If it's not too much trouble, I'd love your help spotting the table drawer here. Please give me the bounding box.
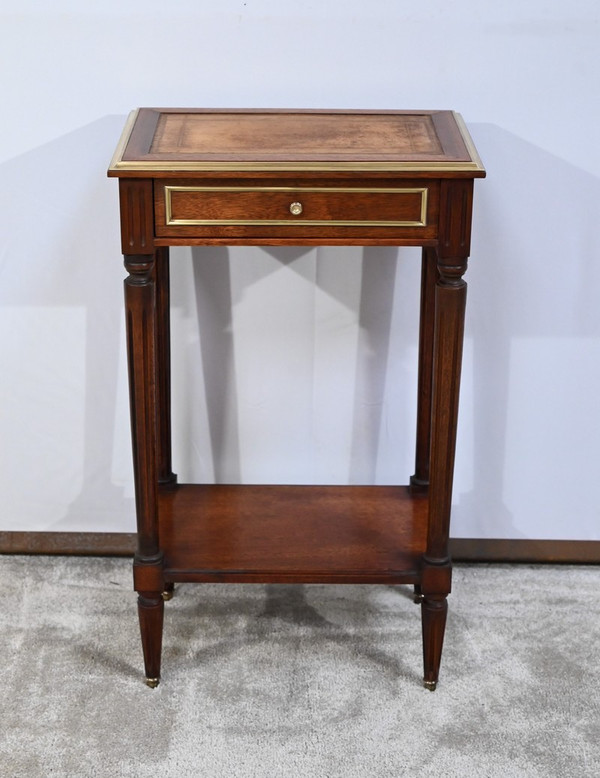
[154,180,439,241]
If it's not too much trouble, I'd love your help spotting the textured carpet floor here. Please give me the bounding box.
[1,556,599,777]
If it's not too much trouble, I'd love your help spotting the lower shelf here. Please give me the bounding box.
[159,484,428,584]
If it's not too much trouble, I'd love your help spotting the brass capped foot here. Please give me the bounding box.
[162,589,174,601]
[423,680,437,691]
[145,677,160,689]
[413,584,424,604]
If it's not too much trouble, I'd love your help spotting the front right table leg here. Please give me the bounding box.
[421,179,473,690]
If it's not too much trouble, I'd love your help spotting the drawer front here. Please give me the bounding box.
[155,180,439,241]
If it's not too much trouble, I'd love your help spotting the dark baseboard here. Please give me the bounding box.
[0,532,136,556]
[450,538,600,564]
[0,532,599,564]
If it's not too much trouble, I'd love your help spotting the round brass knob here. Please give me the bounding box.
[289,201,303,216]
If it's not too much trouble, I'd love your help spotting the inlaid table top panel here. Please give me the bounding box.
[108,109,485,175]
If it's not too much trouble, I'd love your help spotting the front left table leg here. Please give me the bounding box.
[124,250,164,686]
[138,591,165,687]
[421,594,448,691]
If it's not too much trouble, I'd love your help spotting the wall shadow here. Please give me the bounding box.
[348,247,400,484]
[184,242,420,486]
[190,246,242,483]
[453,122,600,538]
[0,115,134,531]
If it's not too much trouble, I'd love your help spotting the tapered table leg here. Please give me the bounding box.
[420,178,474,690]
[419,259,466,689]
[138,592,164,687]
[124,250,164,686]
[421,595,448,691]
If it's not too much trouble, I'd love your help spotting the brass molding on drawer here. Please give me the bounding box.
[163,185,430,228]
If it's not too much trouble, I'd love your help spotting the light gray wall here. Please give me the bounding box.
[1,1,598,539]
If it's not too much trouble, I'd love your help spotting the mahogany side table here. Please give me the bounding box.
[108,109,485,690]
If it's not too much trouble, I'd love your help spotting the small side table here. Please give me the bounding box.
[108,109,485,689]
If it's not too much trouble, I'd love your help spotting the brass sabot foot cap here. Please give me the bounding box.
[162,590,174,601]
[145,677,160,689]
[423,680,437,691]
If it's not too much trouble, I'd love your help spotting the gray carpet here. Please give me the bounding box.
[2,556,599,777]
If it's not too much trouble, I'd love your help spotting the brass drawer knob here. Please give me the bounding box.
[289,201,303,216]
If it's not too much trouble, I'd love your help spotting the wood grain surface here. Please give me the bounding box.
[159,484,428,584]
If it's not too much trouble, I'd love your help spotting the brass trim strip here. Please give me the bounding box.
[164,185,428,228]
[108,109,140,172]
[112,159,483,174]
[452,112,485,173]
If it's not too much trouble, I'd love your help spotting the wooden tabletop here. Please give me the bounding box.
[108,108,485,176]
